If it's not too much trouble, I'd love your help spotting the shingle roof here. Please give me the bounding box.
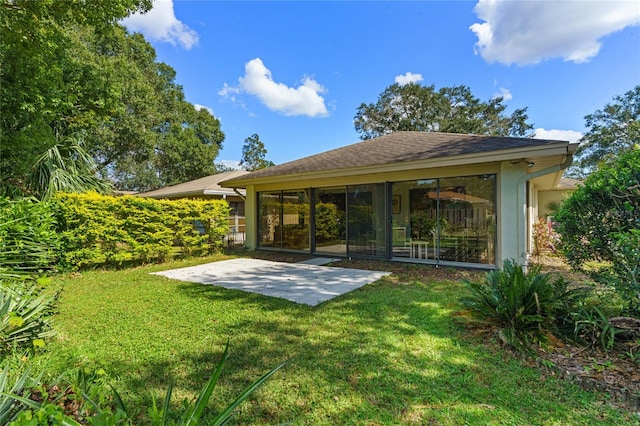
[222,131,570,185]
[136,170,249,198]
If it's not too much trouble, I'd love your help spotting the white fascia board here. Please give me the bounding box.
[203,189,246,196]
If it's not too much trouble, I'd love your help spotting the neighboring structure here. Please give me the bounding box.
[137,170,249,244]
[220,131,578,269]
[536,177,581,219]
[136,170,248,215]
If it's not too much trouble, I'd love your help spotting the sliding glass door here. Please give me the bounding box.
[314,187,347,256]
[391,175,496,265]
[347,184,386,257]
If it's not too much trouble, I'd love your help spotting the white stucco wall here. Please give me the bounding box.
[498,162,528,267]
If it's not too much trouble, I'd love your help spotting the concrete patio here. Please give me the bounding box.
[151,258,391,306]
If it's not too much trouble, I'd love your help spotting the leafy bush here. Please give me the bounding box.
[0,282,57,354]
[461,260,576,353]
[0,198,59,278]
[564,305,617,351]
[315,202,343,242]
[53,192,230,269]
[0,363,43,425]
[555,148,640,314]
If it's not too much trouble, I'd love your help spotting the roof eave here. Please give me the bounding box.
[222,141,573,188]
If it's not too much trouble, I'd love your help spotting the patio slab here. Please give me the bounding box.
[151,258,391,306]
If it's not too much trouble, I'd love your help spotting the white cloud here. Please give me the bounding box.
[220,58,328,117]
[194,103,214,115]
[470,0,640,65]
[217,160,241,170]
[534,128,583,143]
[493,87,512,101]
[121,0,198,50]
[395,72,423,86]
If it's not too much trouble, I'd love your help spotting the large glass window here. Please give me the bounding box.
[314,187,347,256]
[259,190,310,250]
[282,190,310,250]
[391,175,496,265]
[258,175,495,265]
[258,192,281,248]
[347,184,386,257]
[438,175,496,265]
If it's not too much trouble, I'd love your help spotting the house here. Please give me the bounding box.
[136,170,249,243]
[136,169,248,215]
[220,132,579,268]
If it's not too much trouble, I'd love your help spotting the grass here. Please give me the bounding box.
[44,253,637,425]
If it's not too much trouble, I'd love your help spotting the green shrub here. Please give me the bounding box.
[0,282,57,355]
[315,202,343,242]
[461,260,576,353]
[53,192,230,269]
[0,198,59,277]
[555,148,640,314]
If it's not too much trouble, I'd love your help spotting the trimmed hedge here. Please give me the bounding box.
[53,192,230,269]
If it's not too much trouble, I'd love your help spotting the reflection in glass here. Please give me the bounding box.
[348,184,386,257]
[438,175,496,264]
[282,190,310,250]
[391,175,496,265]
[258,192,281,248]
[314,187,347,255]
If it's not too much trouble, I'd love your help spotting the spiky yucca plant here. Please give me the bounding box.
[461,259,574,353]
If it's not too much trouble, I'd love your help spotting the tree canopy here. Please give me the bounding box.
[0,0,224,196]
[353,83,533,140]
[569,86,640,178]
[240,134,275,171]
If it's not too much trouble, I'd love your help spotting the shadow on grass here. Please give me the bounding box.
[91,275,630,425]
[53,264,635,425]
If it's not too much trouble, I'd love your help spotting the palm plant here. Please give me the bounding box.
[134,341,289,425]
[461,259,575,353]
[27,136,112,201]
[0,282,57,352]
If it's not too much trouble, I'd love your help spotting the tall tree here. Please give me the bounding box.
[0,0,224,195]
[568,86,640,178]
[0,0,152,196]
[353,83,532,140]
[240,134,275,171]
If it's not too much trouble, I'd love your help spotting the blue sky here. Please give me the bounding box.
[122,0,640,169]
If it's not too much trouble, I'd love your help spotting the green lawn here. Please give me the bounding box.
[48,254,637,425]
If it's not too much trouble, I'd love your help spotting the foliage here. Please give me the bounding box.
[561,305,617,351]
[139,341,288,426]
[52,192,230,269]
[27,137,112,201]
[1,342,287,426]
[555,148,640,314]
[461,260,575,353]
[0,1,224,195]
[409,212,447,240]
[532,217,559,256]
[240,134,275,171]
[0,282,57,354]
[314,202,343,242]
[353,83,533,140]
[569,85,640,178]
[0,198,59,278]
[0,362,45,425]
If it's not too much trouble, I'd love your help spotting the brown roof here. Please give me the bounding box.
[557,177,582,189]
[221,131,573,186]
[136,170,249,199]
